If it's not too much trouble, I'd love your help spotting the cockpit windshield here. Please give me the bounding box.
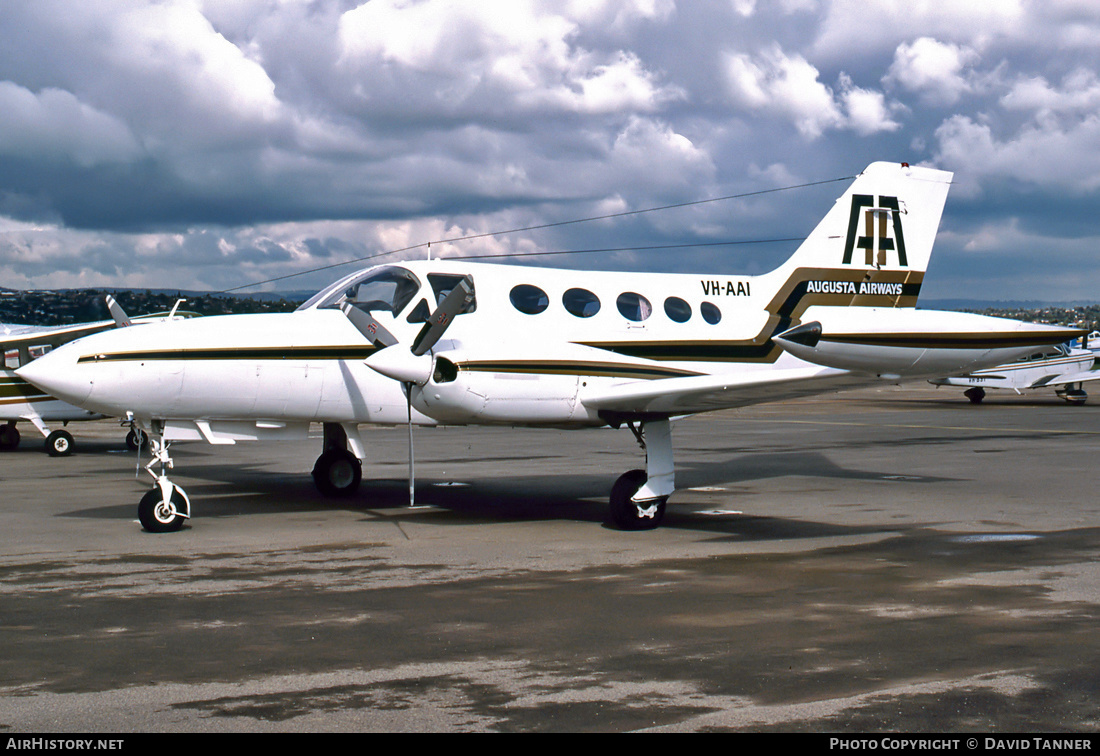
[296,266,422,314]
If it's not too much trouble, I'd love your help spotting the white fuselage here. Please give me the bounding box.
[16,259,1085,444]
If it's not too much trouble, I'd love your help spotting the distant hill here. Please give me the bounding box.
[3,287,1099,331]
[0,287,308,326]
[920,299,1099,311]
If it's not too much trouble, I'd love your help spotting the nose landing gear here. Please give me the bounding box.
[137,434,190,532]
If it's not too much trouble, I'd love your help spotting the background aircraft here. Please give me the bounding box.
[17,163,1086,532]
[1,297,192,454]
[929,342,1100,404]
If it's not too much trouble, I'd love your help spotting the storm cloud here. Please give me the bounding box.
[1,0,1098,301]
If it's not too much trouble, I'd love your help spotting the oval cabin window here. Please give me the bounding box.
[700,301,721,324]
[510,284,550,315]
[563,288,601,318]
[664,297,691,323]
[616,292,652,322]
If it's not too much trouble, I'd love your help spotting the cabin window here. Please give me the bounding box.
[617,292,652,322]
[664,297,691,323]
[701,301,721,324]
[428,273,477,314]
[563,288,600,318]
[510,284,550,315]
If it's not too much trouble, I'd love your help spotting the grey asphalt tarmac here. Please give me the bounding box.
[2,384,1099,732]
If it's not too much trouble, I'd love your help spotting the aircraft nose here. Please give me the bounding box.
[16,346,93,405]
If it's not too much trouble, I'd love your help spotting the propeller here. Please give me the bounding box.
[342,275,475,507]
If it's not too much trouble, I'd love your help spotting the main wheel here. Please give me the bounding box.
[126,427,148,451]
[138,488,187,533]
[1061,389,1087,405]
[46,429,74,457]
[609,469,666,531]
[964,387,985,404]
[312,449,363,497]
[0,424,19,450]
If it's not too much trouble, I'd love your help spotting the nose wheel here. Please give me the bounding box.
[138,486,188,533]
[137,436,191,532]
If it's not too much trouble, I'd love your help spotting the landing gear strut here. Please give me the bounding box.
[137,433,190,532]
[609,417,673,530]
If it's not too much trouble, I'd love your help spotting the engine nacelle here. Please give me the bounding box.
[402,343,583,425]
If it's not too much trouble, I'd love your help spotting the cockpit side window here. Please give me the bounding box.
[347,269,420,314]
[302,266,421,314]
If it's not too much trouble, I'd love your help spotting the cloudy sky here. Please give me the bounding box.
[1,0,1099,302]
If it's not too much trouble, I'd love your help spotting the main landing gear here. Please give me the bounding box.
[608,417,674,531]
[0,418,74,456]
[0,421,20,450]
[311,423,363,497]
[964,387,985,404]
[1057,383,1088,405]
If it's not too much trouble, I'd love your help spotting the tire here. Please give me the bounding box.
[0,424,19,450]
[964,387,985,404]
[609,469,666,531]
[138,488,187,533]
[126,427,148,451]
[46,429,74,457]
[312,449,362,497]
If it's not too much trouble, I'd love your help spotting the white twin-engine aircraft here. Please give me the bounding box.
[17,162,1085,532]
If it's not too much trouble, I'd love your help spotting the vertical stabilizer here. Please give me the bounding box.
[781,162,953,276]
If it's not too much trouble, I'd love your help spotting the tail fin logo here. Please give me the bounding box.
[842,195,908,267]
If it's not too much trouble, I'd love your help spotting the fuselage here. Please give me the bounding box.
[16,260,795,429]
[16,258,1086,435]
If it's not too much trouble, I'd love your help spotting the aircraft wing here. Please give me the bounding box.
[0,319,118,353]
[579,366,874,417]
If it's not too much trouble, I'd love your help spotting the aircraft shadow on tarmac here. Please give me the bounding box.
[58,447,937,542]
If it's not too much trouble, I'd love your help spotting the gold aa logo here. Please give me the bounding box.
[842,195,908,266]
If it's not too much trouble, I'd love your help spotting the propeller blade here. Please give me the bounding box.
[411,276,473,356]
[105,295,132,328]
[341,303,399,348]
